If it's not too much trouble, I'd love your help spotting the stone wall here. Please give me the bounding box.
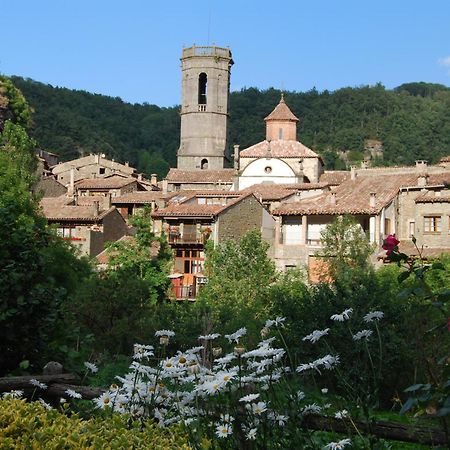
[217,196,265,242]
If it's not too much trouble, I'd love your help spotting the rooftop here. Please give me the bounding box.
[273,173,416,216]
[165,169,236,183]
[239,140,321,159]
[264,95,299,122]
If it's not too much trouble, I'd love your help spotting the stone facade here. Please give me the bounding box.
[52,154,137,185]
[177,46,233,170]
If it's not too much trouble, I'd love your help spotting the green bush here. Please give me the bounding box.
[0,398,191,449]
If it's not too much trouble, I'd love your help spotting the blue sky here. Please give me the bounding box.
[2,0,450,106]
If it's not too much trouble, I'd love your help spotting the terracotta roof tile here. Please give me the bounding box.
[40,198,115,221]
[273,173,416,216]
[239,140,320,159]
[264,95,299,122]
[415,191,450,203]
[439,155,450,163]
[152,193,254,218]
[75,175,137,190]
[112,191,170,204]
[165,169,236,183]
[319,171,350,185]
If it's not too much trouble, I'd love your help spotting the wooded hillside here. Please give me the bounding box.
[11,77,450,177]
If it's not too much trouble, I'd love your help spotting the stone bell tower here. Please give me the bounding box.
[177,45,233,170]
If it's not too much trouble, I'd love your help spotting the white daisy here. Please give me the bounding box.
[330,308,353,322]
[65,389,82,399]
[325,438,352,449]
[239,393,260,403]
[265,316,286,328]
[302,328,330,343]
[198,333,220,341]
[251,401,267,415]
[84,361,99,373]
[352,329,373,341]
[94,392,113,409]
[224,327,247,343]
[215,423,232,438]
[30,379,48,390]
[246,428,257,440]
[334,409,349,419]
[363,311,384,322]
[155,329,175,337]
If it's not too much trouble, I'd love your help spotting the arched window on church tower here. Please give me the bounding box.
[198,73,207,105]
[201,158,209,170]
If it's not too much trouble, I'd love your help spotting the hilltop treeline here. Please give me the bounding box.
[11,77,450,176]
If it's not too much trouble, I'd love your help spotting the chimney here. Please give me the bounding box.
[330,192,337,205]
[233,144,240,170]
[73,192,78,206]
[370,192,376,208]
[417,174,429,187]
[68,167,75,196]
[92,200,100,217]
[350,166,357,180]
[151,173,158,185]
[105,193,112,209]
[415,160,428,173]
[125,161,129,167]
[138,173,143,181]
[95,154,100,164]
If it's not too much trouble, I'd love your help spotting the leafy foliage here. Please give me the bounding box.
[9,77,450,176]
[69,208,172,354]
[0,398,190,449]
[0,120,92,375]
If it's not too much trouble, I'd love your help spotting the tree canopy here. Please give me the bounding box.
[10,77,450,176]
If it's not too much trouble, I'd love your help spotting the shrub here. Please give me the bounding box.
[0,398,191,449]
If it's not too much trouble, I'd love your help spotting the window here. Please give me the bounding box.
[99,167,106,175]
[278,128,283,139]
[57,227,73,238]
[198,73,207,104]
[282,217,302,245]
[384,218,391,236]
[409,221,415,237]
[424,216,441,233]
[264,166,272,174]
[201,158,208,170]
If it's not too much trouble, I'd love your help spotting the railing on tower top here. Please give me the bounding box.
[182,46,231,58]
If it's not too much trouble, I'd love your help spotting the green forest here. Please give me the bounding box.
[11,76,450,177]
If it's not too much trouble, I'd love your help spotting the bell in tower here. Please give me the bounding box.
[177,45,233,170]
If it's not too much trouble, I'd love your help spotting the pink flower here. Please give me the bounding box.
[382,234,400,256]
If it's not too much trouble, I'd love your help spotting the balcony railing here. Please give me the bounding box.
[168,231,211,245]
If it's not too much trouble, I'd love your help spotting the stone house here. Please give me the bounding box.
[271,172,417,277]
[74,174,150,199]
[52,153,138,184]
[40,197,129,257]
[151,192,275,299]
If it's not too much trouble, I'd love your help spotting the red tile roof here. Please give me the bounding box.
[112,191,170,204]
[239,140,321,159]
[75,175,137,190]
[40,198,115,221]
[152,193,254,218]
[415,191,450,203]
[264,95,299,122]
[273,173,416,216]
[165,169,236,183]
[320,171,350,185]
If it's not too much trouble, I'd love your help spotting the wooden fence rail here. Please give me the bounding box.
[0,374,447,446]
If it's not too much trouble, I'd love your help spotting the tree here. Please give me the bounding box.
[0,120,92,374]
[70,207,172,354]
[197,230,277,341]
[319,215,374,280]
